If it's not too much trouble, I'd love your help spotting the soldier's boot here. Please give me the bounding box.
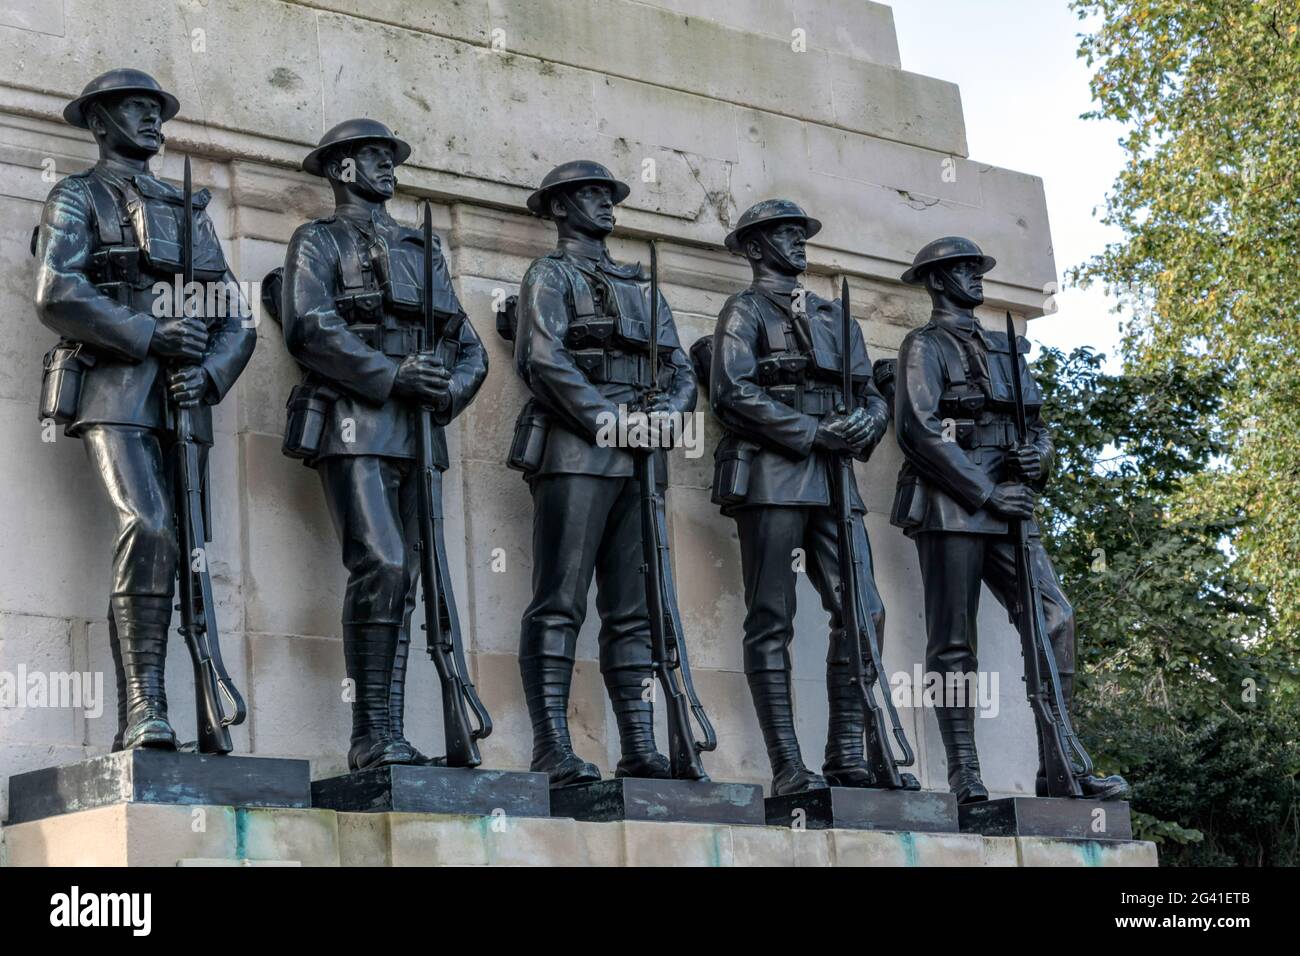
[822,659,874,787]
[822,660,921,790]
[113,595,177,751]
[1034,674,1130,800]
[521,655,601,787]
[344,623,416,771]
[388,627,435,766]
[748,670,827,796]
[937,706,988,805]
[106,607,128,752]
[605,667,672,779]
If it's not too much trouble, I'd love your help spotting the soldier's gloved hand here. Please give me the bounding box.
[151,315,207,363]
[840,408,873,455]
[393,353,451,405]
[987,481,1037,519]
[644,393,674,415]
[813,415,856,454]
[167,366,209,408]
[1010,443,1042,482]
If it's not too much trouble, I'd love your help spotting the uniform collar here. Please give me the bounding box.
[94,158,158,188]
[752,279,806,316]
[335,203,395,236]
[932,307,992,346]
[557,236,642,279]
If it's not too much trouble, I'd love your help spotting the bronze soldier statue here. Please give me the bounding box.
[33,69,256,752]
[279,119,488,771]
[892,236,1129,803]
[702,199,917,796]
[509,160,702,787]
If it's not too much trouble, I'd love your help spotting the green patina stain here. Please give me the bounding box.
[711,827,726,867]
[234,808,248,861]
[1080,840,1103,867]
[899,831,920,867]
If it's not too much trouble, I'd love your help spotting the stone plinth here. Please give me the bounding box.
[959,797,1133,841]
[311,765,549,817]
[548,777,764,825]
[765,787,959,833]
[5,750,311,824]
[0,802,1158,867]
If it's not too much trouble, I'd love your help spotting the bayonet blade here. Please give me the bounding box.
[648,240,659,394]
[840,277,852,409]
[422,199,435,345]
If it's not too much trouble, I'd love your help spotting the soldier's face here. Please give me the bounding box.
[934,258,985,306]
[91,94,164,158]
[763,222,808,272]
[330,142,397,200]
[555,184,616,236]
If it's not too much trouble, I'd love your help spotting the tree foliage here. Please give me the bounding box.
[1070,0,1300,646]
[1035,346,1298,865]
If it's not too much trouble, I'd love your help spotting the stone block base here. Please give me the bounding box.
[311,766,550,817]
[0,803,1158,867]
[765,787,959,833]
[549,778,764,825]
[959,797,1133,840]
[5,750,312,824]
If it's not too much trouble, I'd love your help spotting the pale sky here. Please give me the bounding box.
[889,0,1128,364]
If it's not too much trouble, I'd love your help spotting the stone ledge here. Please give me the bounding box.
[0,802,1158,867]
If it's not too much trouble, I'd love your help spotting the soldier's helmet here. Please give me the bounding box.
[526,160,631,218]
[301,118,412,177]
[723,198,822,254]
[900,236,996,286]
[63,68,180,129]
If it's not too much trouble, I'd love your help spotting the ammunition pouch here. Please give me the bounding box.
[938,387,986,420]
[336,289,384,321]
[88,245,143,302]
[282,381,339,460]
[755,352,809,387]
[948,418,1017,451]
[571,349,658,387]
[507,400,550,475]
[711,438,759,506]
[351,321,426,359]
[39,342,95,425]
[767,383,837,417]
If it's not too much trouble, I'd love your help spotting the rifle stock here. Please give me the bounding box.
[835,278,914,785]
[1003,310,1090,796]
[640,241,715,779]
[174,156,245,754]
[417,199,490,767]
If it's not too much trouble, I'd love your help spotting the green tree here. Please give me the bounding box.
[1034,346,1297,865]
[1070,0,1300,643]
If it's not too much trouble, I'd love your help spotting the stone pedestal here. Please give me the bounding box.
[549,777,764,825]
[958,797,1132,840]
[0,802,1158,867]
[5,750,311,824]
[311,765,550,817]
[765,787,960,833]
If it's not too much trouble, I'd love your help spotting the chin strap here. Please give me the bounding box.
[754,229,803,277]
[936,267,983,308]
[558,192,608,235]
[92,102,162,156]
